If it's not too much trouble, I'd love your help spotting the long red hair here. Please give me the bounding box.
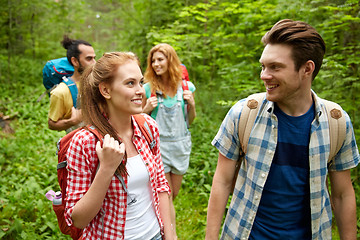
[144,43,182,97]
[80,52,140,176]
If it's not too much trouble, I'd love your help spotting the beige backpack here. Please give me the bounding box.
[232,92,346,191]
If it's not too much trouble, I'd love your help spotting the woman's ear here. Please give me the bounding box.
[99,82,111,99]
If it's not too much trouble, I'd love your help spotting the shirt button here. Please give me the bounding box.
[255,195,259,200]
[145,162,149,166]
[139,149,142,152]
[261,173,266,178]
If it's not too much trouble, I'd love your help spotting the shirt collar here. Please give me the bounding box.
[260,90,322,121]
[131,115,142,140]
[310,90,323,122]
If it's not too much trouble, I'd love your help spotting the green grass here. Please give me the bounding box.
[175,189,207,239]
[0,58,223,239]
[0,57,359,239]
[0,91,67,239]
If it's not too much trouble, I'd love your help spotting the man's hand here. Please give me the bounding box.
[69,107,82,125]
[48,107,82,131]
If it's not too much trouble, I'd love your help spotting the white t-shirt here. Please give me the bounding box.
[124,154,160,239]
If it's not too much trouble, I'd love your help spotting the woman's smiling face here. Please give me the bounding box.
[104,60,145,117]
[152,51,169,76]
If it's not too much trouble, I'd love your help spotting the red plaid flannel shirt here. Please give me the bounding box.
[65,114,170,239]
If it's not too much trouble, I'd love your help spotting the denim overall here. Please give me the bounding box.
[155,86,192,174]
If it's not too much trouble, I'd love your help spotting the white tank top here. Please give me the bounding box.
[124,154,160,239]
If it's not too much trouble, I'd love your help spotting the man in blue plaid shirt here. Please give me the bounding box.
[206,19,359,240]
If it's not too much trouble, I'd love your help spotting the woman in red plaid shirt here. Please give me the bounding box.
[64,52,173,240]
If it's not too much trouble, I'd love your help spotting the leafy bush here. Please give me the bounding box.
[0,57,66,239]
[1,0,359,239]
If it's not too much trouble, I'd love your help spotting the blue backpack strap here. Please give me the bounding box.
[62,77,78,108]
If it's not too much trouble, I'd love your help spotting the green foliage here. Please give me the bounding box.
[175,190,208,239]
[0,58,66,239]
[0,0,359,239]
[310,0,360,146]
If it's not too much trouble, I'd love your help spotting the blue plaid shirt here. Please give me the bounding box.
[212,91,359,240]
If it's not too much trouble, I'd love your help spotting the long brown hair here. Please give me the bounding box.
[144,43,182,96]
[80,52,140,176]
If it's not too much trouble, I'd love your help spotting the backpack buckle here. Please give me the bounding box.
[150,140,156,150]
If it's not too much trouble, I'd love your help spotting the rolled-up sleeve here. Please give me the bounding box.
[212,100,245,161]
[64,130,97,226]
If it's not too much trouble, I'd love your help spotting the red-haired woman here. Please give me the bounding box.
[65,52,173,240]
[143,44,196,239]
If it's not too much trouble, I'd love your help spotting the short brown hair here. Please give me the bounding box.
[262,19,325,80]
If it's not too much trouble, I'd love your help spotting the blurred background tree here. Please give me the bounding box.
[0,0,359,238]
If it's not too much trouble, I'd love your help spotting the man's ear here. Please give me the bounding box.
[303,60,315,78]
[99,82,111,99]
[71,57,79,68]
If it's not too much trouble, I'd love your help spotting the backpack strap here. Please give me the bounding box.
[83,126,104,180]
[181,79,189,91]
[182,80,190,128]
[149,81,190,127]
[181,64,190,81]
[237,95,346,161]
[62,77,78,108]
[150,91,156,98]
[321,99,346,164]
[238,93,266,155]
[133,114,156,155]
[321,99,346,210]
[232,92,266,192]
[86,125,104,145]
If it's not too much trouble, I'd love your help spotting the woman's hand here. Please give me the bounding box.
[183,90,196,124]
[72,134,125,229]
[95,134,125,174]
[183,90,195,108]
[143,96,158,114]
